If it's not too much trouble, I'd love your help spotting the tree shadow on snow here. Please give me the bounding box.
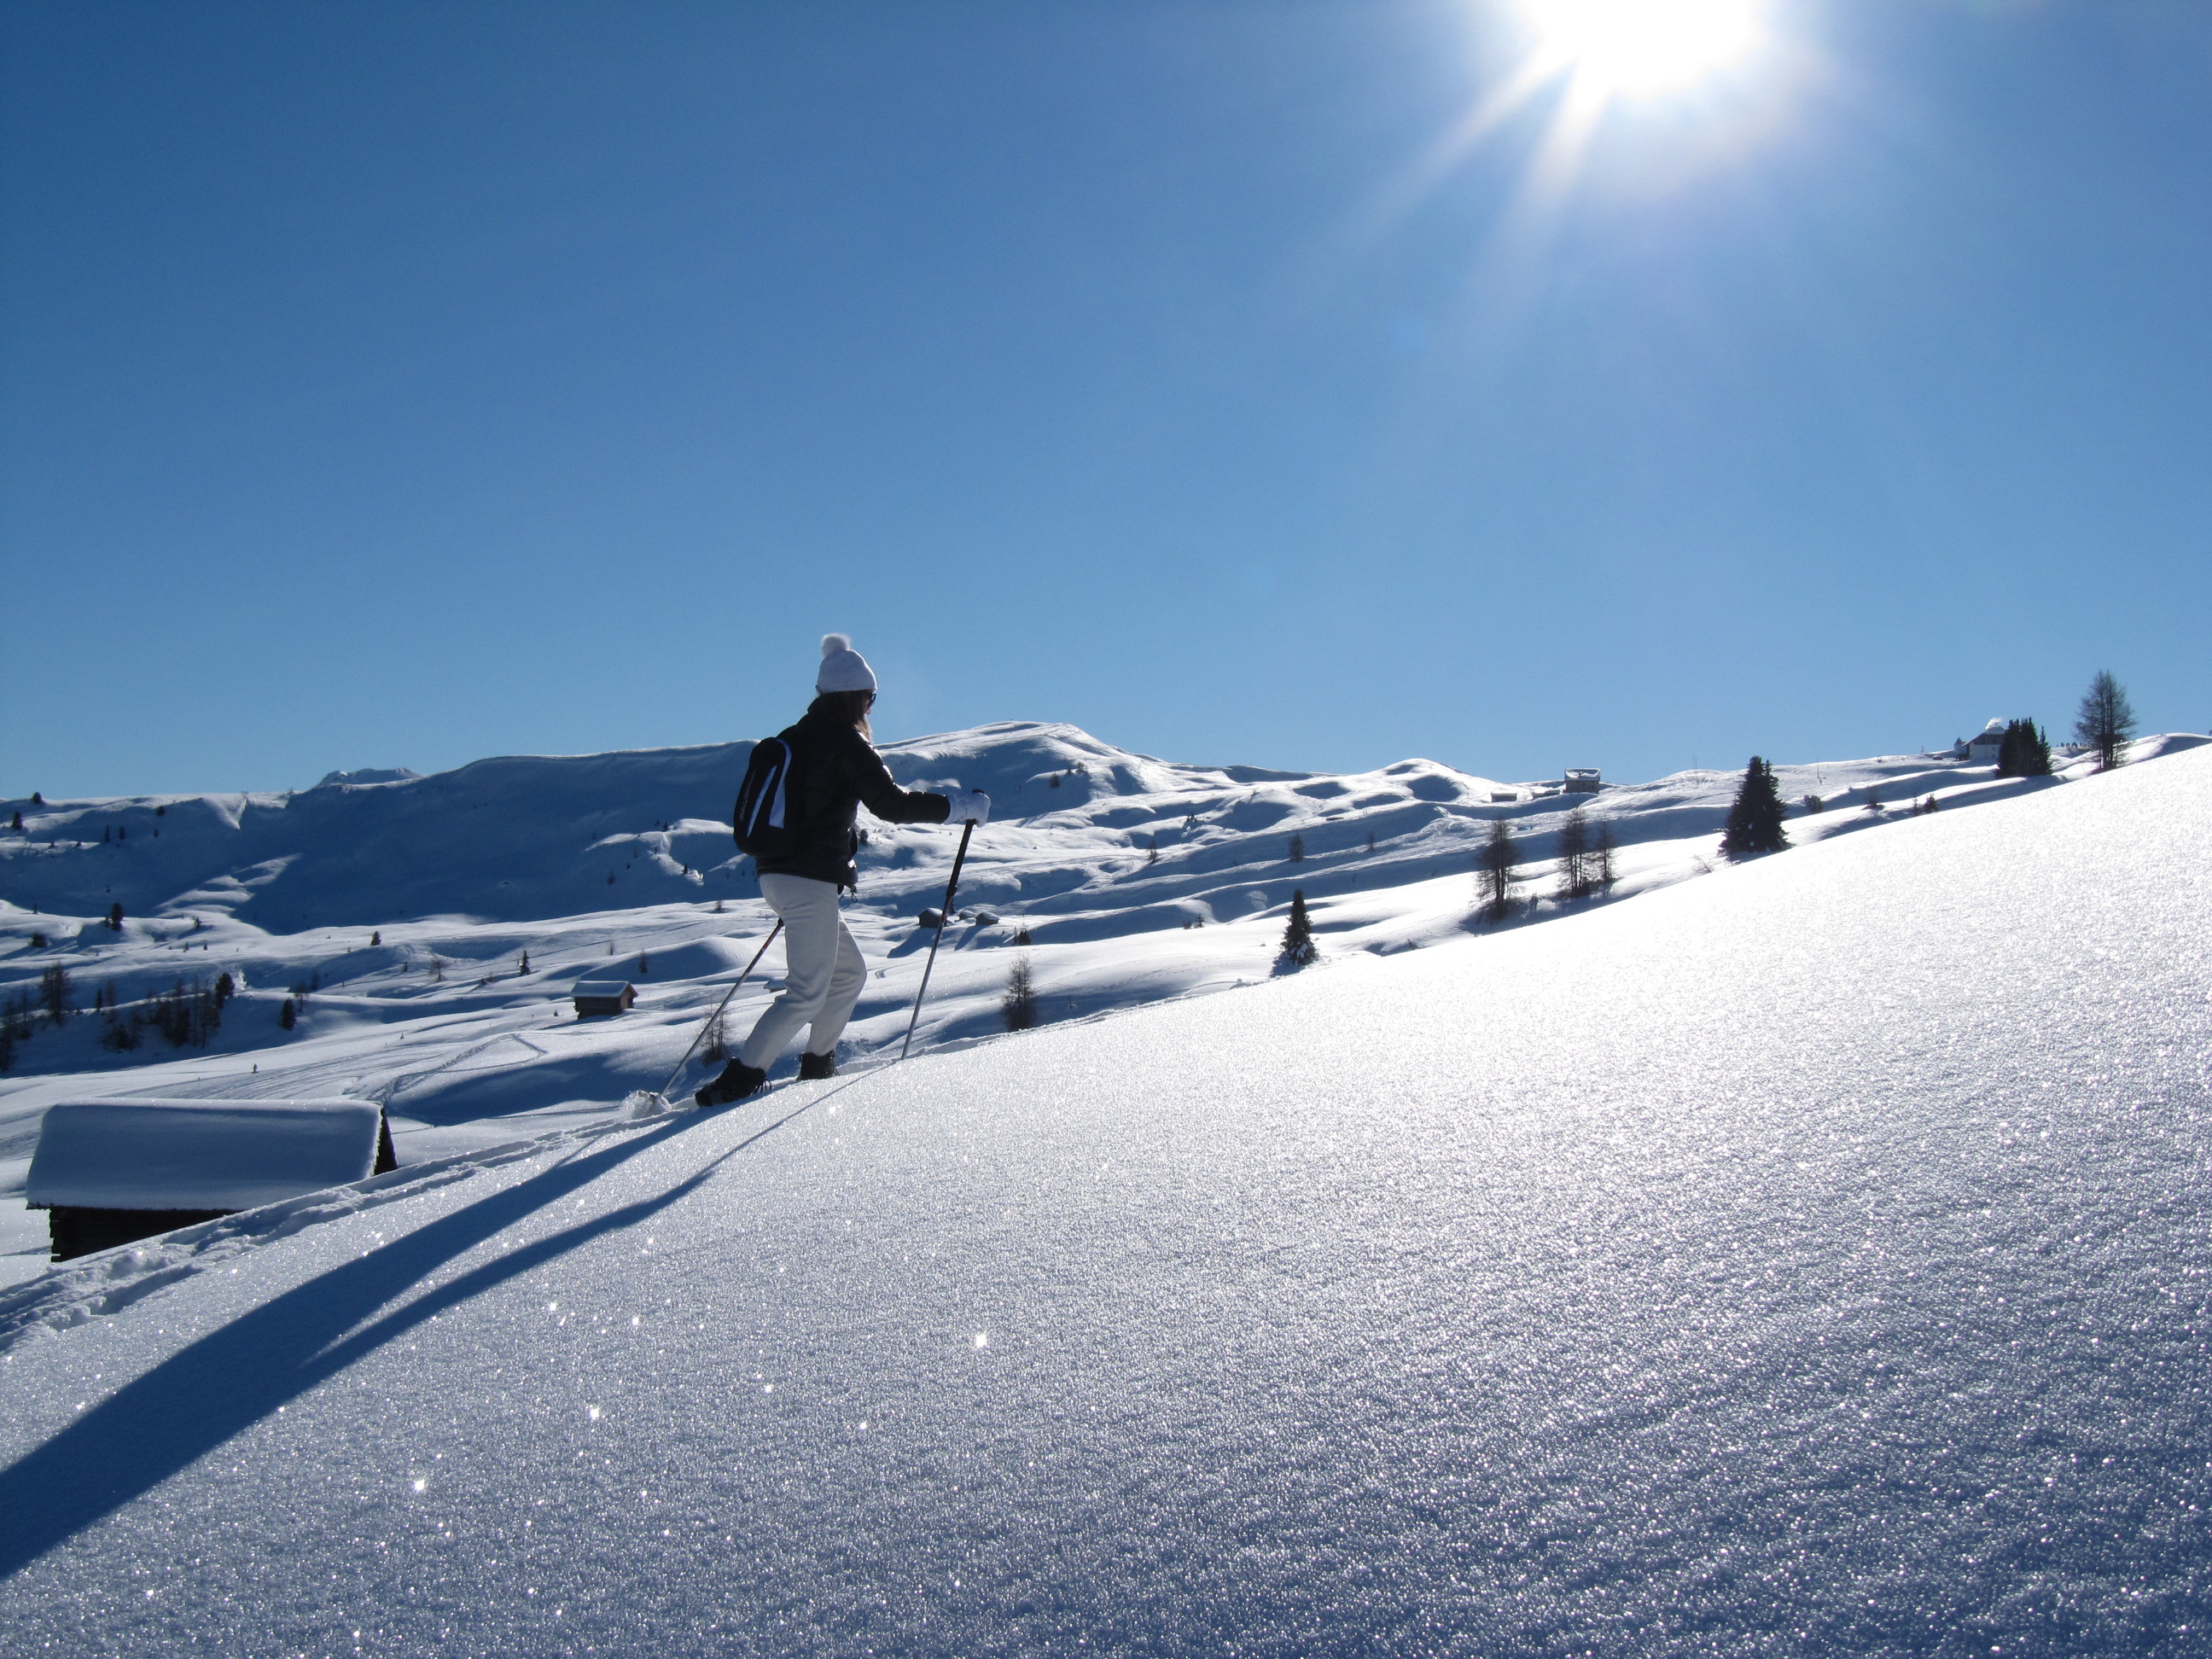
[0,1102,813,1580]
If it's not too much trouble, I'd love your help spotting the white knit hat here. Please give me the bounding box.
[816,633,878,694]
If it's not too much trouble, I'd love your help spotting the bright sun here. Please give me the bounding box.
[1520,0,1761,96]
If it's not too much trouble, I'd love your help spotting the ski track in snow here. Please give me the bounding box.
[0,739,2204,1650]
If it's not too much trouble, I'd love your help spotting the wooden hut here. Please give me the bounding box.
[572,978,637,1017]
[26,1097,398,1262]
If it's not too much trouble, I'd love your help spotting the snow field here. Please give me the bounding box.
[11,721,2196,1265]
[0,744,2205,1653]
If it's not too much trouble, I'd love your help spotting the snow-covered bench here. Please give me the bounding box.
[26,1097,398,1262]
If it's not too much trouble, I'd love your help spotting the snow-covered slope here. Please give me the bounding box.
[3,725,2204,1285]
[0,746,2207,1652]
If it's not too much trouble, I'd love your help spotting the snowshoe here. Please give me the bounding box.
[798,1051,835,1081]
[695,1061,766,1109]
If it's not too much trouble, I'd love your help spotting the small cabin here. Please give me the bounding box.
[1562,769,1602,794]
[572,978,637,1017]
[1964,719,2006,765]
[26,1097,397,1261]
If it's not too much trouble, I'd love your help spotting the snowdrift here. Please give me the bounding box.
[0,746,2207,1652]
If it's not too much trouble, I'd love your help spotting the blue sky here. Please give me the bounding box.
[4,0,2207,797]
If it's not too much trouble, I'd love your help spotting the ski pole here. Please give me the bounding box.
[899,818,976,1061]
[650,919,783,1104]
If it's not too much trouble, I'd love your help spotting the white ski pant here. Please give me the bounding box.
[739,873,866,1068]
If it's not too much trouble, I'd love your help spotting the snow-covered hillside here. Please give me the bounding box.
[3,725,2205,1287]
[1,742,2206,1653]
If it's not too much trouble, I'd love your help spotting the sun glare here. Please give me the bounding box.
[1521,0,1761,96]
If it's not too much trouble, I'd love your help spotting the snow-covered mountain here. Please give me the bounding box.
[1,738,2206,1653]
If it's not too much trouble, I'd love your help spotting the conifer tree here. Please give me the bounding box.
[214,971,235,1008]
[1003,954,1039,1030]
[1287,833,1305,863]
[2023,721,2052,777]
[1479,818,1518,923]
[1557,807,1592,900]
[1720,757,1789,858]
[39,963,73,1026]
[1996,719,2029,778]
[108,902,124,930]
[2075,670,2137,771]
[1276,890,1318,972]
[280,998,296,1030]
[519,951,530,975]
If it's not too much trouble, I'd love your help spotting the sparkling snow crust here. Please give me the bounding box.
[0,748,2207,1653]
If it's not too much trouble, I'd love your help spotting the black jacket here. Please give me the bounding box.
[753,709,950,889]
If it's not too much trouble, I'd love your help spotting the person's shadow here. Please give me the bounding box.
[0,1103,803,1580]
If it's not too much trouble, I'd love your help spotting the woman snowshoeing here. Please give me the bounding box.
[697,634,989,1106]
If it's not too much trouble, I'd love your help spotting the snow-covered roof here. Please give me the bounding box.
[26,1098,388,1213]
[573,979,635,998]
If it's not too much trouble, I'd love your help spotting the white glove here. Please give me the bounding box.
[950,789,991,827]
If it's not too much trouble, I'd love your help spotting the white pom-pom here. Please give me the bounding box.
[821,633,851,656]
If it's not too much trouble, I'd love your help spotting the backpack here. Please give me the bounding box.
[732,736,805,860]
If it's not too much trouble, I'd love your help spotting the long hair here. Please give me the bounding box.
[809,689,874,740]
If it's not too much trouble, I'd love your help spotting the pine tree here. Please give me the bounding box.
[1592,818,1616,888]
[1557,807,1592,901]
[2075,671,2135,771]
[1996,719,2028,778]
[518,951,530,975]
[637,952,650,975]
[38,963,73,1026]
[108,901,124,930]
[1720,757,1789,858]
[1276,890,1318,972]
[1002,954,1039,1030]
[1479,818,1518,923]
[1147,835,1160,865]
[215,971,235,1008]
[280,998,297,1030]
[371,929,381,946]
[2023,720,2052,776]
[1287,832,1305,863]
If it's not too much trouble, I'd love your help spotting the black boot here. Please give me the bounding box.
[798,1051,836,1081]
[695,1060,766,1109]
